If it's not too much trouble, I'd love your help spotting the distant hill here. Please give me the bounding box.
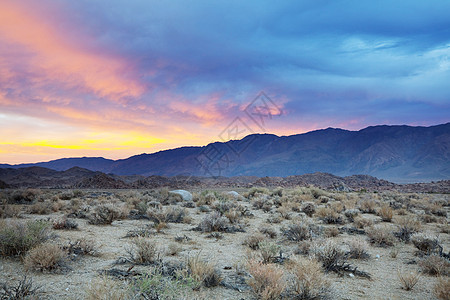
[1,123,449,182]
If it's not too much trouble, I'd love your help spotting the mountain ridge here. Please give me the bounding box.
[1,123,449,183]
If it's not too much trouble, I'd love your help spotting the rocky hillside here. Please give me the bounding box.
[1,123,449,182]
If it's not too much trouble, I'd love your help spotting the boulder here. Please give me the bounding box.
[169,190,193,202]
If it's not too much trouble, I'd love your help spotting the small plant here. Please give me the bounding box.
[52,217,78,230]
[344,208,360,222]
[354,216,373,229]
[310,240,347,272]
[411,232,441,255]
[260,226,277,239]
[187,254,221,287]
[0,205,22,219]
[166,243,182,256]
[359,199,377,214]
[259,241,280,264]
[419,255,449,276]
[394,216,421,242]
[348,238,370,259]
[397,269,420,291]
[281,221,312,242]
[315,207,343,224]
[0,275,41,299]
[196,211,229,232]
[24,243,66,272]
[85,276,130,300]
[243,233,266,250]
[64,238,98,257]
[434,276,450,300]
[147,206,190,224]
[128,238,158,265]
[378,204,393,222]
[247,260,286,300]
[0,220,50,257]
[289,257,331,300]
[88,203,122,225]
[301,202,316,217]
[366,225,396,247]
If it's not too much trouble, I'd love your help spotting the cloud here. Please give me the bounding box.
[0,0,449,163]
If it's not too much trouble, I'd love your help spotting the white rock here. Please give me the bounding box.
[375,254,380,259]
[349,273,355,278]
[169,190,193,201]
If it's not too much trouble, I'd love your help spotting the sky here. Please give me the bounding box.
[1,0,449,164]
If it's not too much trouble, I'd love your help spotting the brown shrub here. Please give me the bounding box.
[394,216,421,242]
[187,254,221,287]
[88,203,123,225]
[289,257,330,299]
[348,238,370,259]
[128,237,158,265]
[315,207,343,224]
[301,202,316,217]
[366,225,396,247]
[411,232,441,255]
[359,199,377,214]
[378,205,393,222]
[419,255,450,276]
[247,260,286,300]
[0,220,50,257]
[397,269,420,291]
[24,243,66,272]
[354,216,373,229]
[0,205,22,218]
[434,277,450,300]
[243,233,266,250]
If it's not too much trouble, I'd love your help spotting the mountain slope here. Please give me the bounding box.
[1,123,449,182]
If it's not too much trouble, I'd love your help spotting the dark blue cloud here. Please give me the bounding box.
[47,0,450,128]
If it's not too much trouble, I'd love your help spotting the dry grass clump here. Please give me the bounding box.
[243,233,266,250]
[128,237,158,265]
[85,276,131,300]
[310,240,347,272]
[0,219,50,257]
[347,238,371,259]
[187,254,221,287]
[260,226,277,239]
[378,204,393,222]
[252,195,273,212]
[301,202,316,217]
[0,204,22,218]
[434,277,450,300]
[24,243,66,272]
[366,225,396,247]
[397,269,420,291]
[196,211,230,232]
[259,241,281,264]
[64,238,98,257]
[147,206,190,224]
[0,275,42,299]
[419,255,450,276]
[52,217,78,230]
[247,260,286,300]
[359,199,377,214]
[28,201,53,215]
[343,208,360,222]
[411,232,441,255]
[353,216,373,229]
[395,216,422,242]
[88,203,124,225]
[7,189,41,204]
[166,243,182,256]
[289,257,331,300]
[315,207,343,224]
[281,220,312,242]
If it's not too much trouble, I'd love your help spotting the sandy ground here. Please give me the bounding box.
[0,189,448,300]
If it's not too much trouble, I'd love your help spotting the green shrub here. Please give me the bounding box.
[0,220,50,257]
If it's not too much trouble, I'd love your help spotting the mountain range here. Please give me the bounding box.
[1,123,449,183]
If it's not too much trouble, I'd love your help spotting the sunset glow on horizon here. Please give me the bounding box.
[1,0,449,164]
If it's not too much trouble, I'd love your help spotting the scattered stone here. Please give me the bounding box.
[169,189,193,201]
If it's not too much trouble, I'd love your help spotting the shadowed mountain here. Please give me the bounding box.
[1,123,449,182]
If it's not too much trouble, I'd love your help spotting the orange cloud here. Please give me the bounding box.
[0,1,145,102]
